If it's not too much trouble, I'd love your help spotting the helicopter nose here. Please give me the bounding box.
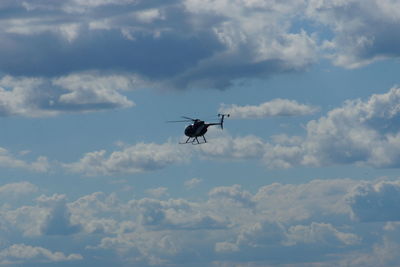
[184,125,193,136]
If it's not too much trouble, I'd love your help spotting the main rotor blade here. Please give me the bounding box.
[181,116,196,121]
[166,120,192,123]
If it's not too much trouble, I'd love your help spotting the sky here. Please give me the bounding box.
[1,0,400,266]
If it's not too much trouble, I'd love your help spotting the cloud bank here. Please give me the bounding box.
[0,0,399,120]
[62,87,400,175]
[2,178,400,266]
[1,0,400,92]
[204,87,400,169]
[0,0,317,89]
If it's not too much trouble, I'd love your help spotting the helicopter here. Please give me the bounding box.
[168,114,230,144]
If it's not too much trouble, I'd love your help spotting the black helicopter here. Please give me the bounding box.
[168,114,230,144]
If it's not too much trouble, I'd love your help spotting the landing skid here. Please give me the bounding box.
[179,136,207,145]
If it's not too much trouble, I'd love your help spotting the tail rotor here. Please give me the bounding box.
[218,113,230,129]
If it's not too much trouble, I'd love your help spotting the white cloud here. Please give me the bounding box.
[104,178,365,265]
[306,0,400,68]
[0,244,82,264]
[0,74,137,117]
[177,0,318,88]
[146,187,169,198]
[58,87,395,174]
[286,222,360,246]
[66,85,400,177]
[331,222,400,267]
[253,179,355,223]
[347,180,400,222]
[199,133,266,160]
[37,194,82,236]
[0,182,38,197]
[0,147,49,173]
[3,178,400,266]
[302,87,400,168]
[209,184,254,208]
[0,0,318,89]
[219,99,318,119]
[68,192,122,234]
[53,73,137,109]
[127,198,227,230]
[64,142,190,176]
[184,178,202,189]
[135,9,164,24]
[2,205,49,237]
[202,88,400,169]
[68,0,138,10]
[1,194,81,237]
[0,0,400,89]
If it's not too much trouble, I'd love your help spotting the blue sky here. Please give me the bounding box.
[1,0,400,266]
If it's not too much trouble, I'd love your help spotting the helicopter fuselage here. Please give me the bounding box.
[184,121,208,137]
[170,114,229,144]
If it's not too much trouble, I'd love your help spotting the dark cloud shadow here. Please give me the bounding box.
[0,28,223,79]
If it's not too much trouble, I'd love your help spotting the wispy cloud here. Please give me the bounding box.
[184,178,202,189]
[146,187,169,198]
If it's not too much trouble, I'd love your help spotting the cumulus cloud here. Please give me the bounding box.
[0,0,399,90]
[306,0,400,68]
[61,87,400,175]
[102,178,365,265]
[129,198,226,230]
[329,222,400,267]
[0,182,38,197]
[0,74,136,117]
[252,179,355,223]
[347,180,400,222]
[2,205,48,237]
[68,192,122,234]
[64,142,190,176]
[0,147,49,172]
[216,220,287,253]
[1,194,81,237]
[37,194,82,236]
[286,222,360,246]
[302,87,400,168]
[199,133,267,160]
[219,99,318,119]
[201,88,400,169]
[4,178,400,266]
[0,0,318,90]
[209,184,255,208]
